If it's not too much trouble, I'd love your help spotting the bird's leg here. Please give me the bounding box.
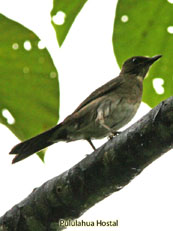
[96,111,121,139]
[96,111,115,137]
[100,121,119,139]
[100,122,115,138]
[86,139,96,150]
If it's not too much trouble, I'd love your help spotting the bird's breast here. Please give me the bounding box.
[102,97,141,131]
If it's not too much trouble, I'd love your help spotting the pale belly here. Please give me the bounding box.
[66,98,141,141]
[93,100,141,138]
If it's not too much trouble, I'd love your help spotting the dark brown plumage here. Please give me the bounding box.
[9,55,162,163]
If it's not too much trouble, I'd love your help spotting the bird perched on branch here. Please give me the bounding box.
[10,55,162,164]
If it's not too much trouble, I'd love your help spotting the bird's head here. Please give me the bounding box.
[120,55,162,78]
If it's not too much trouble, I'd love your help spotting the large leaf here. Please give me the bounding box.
[0,14,59,159]
[113,0,173,107]
[51,0,87,46]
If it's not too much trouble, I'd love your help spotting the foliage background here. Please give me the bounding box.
[0,0,173,230]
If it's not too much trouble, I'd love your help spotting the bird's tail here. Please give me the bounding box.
[9,123,66,164]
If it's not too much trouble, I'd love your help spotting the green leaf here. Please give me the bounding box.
[37,150,46,163]
[51,0,87,46]
[113,0,173,107]
[0,14,59,159]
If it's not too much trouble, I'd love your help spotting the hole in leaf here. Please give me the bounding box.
[167,0,173,4]
[167,26,173,34]
[2,109,15,125]
[24,40,32,51]
[152,78,164,95]
[23,66,30,74]
[38,40,46,49]
[52,11,66,25]
[12,43,19,50]
[50,72,57,78]
[121,15,129,23]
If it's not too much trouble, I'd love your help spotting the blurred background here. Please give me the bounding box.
[0,0,173,230]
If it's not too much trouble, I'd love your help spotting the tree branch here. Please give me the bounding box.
[0,97,173,231]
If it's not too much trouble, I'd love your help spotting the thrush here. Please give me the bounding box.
[10,55,162,163]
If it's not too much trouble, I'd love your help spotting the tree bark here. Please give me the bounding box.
[0,97,173,231]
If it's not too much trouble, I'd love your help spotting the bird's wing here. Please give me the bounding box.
[73,75,124,113]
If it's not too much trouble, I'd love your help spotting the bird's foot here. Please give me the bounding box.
[108,131,121,139]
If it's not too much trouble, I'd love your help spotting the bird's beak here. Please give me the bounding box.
[147,55,162,65]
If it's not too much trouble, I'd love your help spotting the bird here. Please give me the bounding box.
[9,55,162,164]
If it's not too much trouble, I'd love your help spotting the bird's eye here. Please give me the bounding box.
[132,58,137,63]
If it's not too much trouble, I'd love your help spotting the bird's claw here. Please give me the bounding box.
[108,131,121,139]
